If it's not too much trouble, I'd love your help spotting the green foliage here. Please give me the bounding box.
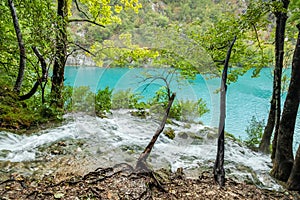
[179,99,209,122]
[70,86,95,112]
[244,116,265,149]
[95,87,113,116]
[63,86,113,116]
[148,86,209,122]
[0,82,62,131]
[112,89,144,109]
[289,0,300,26]
[90,33,159,67]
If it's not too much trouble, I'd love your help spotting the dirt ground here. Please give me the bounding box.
[0,163,299,200]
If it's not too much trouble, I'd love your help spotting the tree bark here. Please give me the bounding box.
[213,36,236,187]
[271,24,300,182]
[19,47,48,101]
[136,93,176,171]
[260,0,289,157]
[287,145,300,191]
[259,96,275,153]
[271,0,289,160]
[51,0,68,108]
[8,0,26,94]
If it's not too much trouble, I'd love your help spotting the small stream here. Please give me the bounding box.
[0,110,282,191]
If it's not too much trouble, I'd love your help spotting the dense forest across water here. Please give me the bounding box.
[1,0,300,199]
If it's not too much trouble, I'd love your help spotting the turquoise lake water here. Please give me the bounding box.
[64,66,299,152]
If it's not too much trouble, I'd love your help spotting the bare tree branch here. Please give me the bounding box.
[32,46,47,81]
[68,18,105,28]
[73,43,96,56]
[74,0,90,19]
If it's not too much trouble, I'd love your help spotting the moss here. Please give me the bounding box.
[163,127,175,140]
[0,88,62,134]
[183,123,191,129]
[178,132,189,139]
[130,110,149,118]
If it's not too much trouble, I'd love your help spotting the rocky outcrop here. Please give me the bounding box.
[66,53,96,66]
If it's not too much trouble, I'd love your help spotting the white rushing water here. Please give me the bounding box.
[0,110,281,190]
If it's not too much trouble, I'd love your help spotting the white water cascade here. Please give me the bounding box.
[0,110,282,191]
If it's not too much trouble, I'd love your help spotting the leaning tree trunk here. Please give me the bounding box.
[213,36,236,187]
[19,47,48,101]
[260,0,289,156]
[136,93,176,171]
[51,0,68,108]
[8,0,26,94]
[271,24,300,182]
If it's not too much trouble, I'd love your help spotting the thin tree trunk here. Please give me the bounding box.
[213,36,236,187]
[259,96,275,153]
[136,93,176,171]
[260,0,289,157]
[51,0,68,108]
[271,0,290,160]
[19,47,48,101]
[287,144,300,191]
[8,0,26,93]
[271,24,300,182]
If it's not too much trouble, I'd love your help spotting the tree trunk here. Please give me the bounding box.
[8,0,26,93]
[287,144,300,191]
[136,93,176,171]
[271,24,300,182]
[260,0,289,157]
[213,36,236,187]
[259,95,275,154]
[19,47,48,101]
[51,0,68,108]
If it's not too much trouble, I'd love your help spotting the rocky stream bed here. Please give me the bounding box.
[0,110,299,199]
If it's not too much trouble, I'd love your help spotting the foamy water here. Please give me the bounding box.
[0,110,282,190]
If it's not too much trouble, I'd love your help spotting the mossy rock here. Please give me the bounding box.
[130,110,149,118]
[179,155,198,162]
[178,132,189,139]
[177,131,204,144]
[37,139,85,157]
[183,123,191,129]
[163,127,175,140]
[120,144,143,154]
[191,138,204,145]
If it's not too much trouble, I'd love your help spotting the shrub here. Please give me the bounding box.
[244,116,265,149]
[95,87,113,116]
[69,86,95,112]
[112,89,144,109]
[179,99,209,122]
[148,86,209,122]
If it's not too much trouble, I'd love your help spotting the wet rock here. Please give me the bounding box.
[183,123,191,129]
[163,127,175,140]
[178,132,189,139]
[0,149,12,158]
[120,144,143,154]
[180,155,198,162]
[177,131,203,144]
[130,110,149,118]
[198,127,218,140]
